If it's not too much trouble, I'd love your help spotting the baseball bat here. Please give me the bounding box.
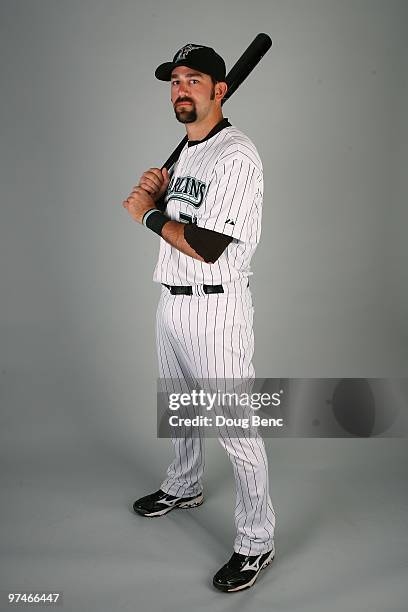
[161,33,272,171]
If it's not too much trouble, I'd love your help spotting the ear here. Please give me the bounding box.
[215,81,228,102]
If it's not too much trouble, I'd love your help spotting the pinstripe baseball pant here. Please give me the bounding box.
[156,277,276,556]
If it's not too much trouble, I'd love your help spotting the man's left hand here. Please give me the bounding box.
[122,186,156,223]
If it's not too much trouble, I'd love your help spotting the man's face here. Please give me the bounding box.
[170,66,216,124]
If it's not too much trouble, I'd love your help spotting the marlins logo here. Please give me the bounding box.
[166,175,207,208]
[175,44,204,62]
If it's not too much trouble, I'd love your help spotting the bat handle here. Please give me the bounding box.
[162,135,188,171]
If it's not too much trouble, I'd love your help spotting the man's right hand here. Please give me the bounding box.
[138,167,170,202]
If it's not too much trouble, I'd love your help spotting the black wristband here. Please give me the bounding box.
[142,209,171,236]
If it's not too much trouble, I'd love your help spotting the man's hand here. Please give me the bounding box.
[138,167,170,202]
[122,186,156,224]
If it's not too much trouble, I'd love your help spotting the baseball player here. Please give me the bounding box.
[122,43,276,592]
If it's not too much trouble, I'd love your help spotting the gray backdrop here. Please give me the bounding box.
[1,1,407,611]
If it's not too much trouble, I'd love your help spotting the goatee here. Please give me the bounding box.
[174,108,197,123]
[174,98,197,123]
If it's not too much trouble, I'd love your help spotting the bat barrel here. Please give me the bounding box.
[223,33,272,102]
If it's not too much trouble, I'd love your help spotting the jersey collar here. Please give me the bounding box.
[187,117,231,147]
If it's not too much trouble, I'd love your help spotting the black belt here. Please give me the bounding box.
[163,284,224,295]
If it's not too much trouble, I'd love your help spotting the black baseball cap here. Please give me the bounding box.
[155,43,226,82]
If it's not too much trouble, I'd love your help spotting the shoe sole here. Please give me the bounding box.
[213,548,276,593]
[133,493,204,517]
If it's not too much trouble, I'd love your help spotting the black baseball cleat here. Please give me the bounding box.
[212,544,275,592]
[132,489,204,517]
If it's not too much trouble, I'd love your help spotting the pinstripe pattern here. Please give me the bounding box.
[152,126,263,286]
[156,280,276,556]
[152,122,275,557]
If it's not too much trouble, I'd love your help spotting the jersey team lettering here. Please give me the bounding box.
[165,175,207,208]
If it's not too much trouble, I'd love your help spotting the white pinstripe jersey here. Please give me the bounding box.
[152,119,263,286]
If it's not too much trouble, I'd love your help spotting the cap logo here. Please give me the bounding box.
[175,44,205,62]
